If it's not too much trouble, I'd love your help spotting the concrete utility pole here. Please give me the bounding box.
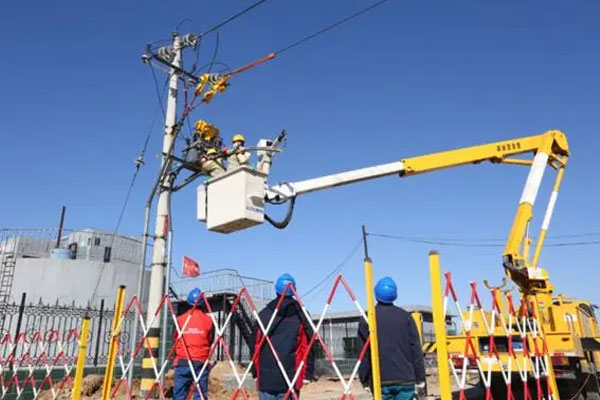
[141,32,182,394]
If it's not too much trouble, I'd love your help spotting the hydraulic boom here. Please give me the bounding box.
[265,130,569,292]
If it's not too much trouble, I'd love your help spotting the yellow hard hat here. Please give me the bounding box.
[195,120,207,133]
[195,120,220,140]
[206,148,218,155]
[232,134,245,143]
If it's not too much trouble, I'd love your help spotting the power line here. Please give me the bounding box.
[276,0,392,55]
[206,31,220,74]
[545,240,600,247]
[89,68,169,304]
[176,18,198,31]
[199,0,272,38]
[108,70,167,245]
[368,233,502,248]
[149,63,167,118]
[368,232,600,248]
[547,232,600,239]
[89,166,140,303]
[302,239,363,300]
[220,0,392,76]
[393,231,600,242]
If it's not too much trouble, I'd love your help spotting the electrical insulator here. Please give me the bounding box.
[181,33,198,48]
[135,155,145,168]
[195,73,219,96]
[141,44,152,63]
[212,75,230,93]
[203,90,216,104]
[195,73,230,100]
[157,45,175,61]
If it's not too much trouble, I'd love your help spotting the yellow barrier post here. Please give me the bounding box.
[72,315,91,400]
[362,226,382,400]
[411,311,424,344]
[101,286,126,400]
[429,251,452,400]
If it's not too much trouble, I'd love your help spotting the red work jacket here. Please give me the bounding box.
[173,309,214,364]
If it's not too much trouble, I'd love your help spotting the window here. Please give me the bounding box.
[343,337,359,359]
[103,247,112,263]
[94,237,101,246]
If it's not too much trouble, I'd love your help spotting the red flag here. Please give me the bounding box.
[182,256,200,277]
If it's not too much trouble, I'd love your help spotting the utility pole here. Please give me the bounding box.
[141,32,183,395]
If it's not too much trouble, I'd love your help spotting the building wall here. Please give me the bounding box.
[64,230,142,265]
[10,258,148,307]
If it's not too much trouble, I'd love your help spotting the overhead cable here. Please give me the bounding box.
[368,232,600,248]
[108,70,167,248]
[150,63,167,118]
[90,69,168,304]
[276,0,392,55]
[219,0,393,77]
[302,239,363,300]
[151,0,392,84]
[199,0,272,38]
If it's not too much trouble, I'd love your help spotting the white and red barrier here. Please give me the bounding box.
[104,275,371,400]
[0,329,81,400]
[442,271,557,400]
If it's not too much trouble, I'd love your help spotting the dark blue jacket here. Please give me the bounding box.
[251,297,315,393]
[358,303,425,387]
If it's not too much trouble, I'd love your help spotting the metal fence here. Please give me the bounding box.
[0,292,137,367]
[0,227,143,266]
[171,268,274,301]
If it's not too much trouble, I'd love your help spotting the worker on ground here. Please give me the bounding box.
[251,273,315,400]
[173,288,215,400]
[358,277,426,400]
[227,134,251,171]
[200,148,225,178]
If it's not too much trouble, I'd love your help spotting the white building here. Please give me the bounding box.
[0,228,148,307]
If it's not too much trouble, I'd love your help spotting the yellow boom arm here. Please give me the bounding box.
[400,130,569,290]
[268,130,569,291]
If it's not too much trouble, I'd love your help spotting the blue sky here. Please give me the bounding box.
[1,1,599,311]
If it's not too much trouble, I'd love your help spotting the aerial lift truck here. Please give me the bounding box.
[196,130,600,399]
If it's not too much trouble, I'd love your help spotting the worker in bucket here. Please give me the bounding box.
[226,133,251,171]
[358,277,426,400]
[173,288,215,400]
[200,148,225,178]
[251,273,315,400]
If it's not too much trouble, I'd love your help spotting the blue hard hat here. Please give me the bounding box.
[375,277,397,303]
[275,273,296,297]
[187,288,204,306]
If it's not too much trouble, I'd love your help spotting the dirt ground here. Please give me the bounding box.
[39,362,480,400]
[38,362,369,400]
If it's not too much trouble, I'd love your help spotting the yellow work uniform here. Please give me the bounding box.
[201,156,225,178]
[227,148,250,170]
